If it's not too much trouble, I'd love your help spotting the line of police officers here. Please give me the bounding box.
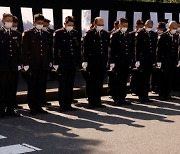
[0,13,179,118]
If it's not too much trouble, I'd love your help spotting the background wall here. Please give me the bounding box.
[0,0,179,34]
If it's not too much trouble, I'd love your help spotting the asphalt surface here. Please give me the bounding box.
[0,94,180,154]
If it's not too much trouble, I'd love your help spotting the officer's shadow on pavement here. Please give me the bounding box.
[0,116,101,154]
[73,99,175,123]
[96,97,179,123]
[41,106,145,130]
[115,96,180,117]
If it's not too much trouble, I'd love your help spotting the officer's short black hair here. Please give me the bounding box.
[13,16,18,23]
[44,18,51,23]
[65,16,75,24]
[94,17,103,24]
[157,22,166,29]
[2,13,13,19]
[119,18,128,24]
[34,14,45,22]
[136,19,144,25]
[114,20,119,26]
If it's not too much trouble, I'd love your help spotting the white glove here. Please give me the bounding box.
[110,63,115,70]
[177,61,180,67]
[135,61,140,68]
[82,62,88,69]
[157,62,162,68]
[53,65,59,71]
[18,66,22,71]
[24,65,29,71]
[49,62,53,67]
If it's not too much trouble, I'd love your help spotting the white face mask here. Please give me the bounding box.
[66,26,73,32]
[35,24,43,30]
[42,27,48,31]
[11,27,17,31]
[96,26,104,32]
[4,22,13,29]
[146,28,152,32]
[121,27,128,32]
[177,28,180,33]
[170,29,177,34]
[158,30,163,34]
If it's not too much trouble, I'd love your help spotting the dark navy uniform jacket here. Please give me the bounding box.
[0,27,22,71]
[22,28,53,71]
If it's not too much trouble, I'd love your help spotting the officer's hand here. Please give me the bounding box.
[18,66,22,71]
[177,61,180,67]
[135,61,140,68]
[82,62,88,69]
[157,62,162,68]
[24,65,29,71]
[110,63,115,71]
[53,65,59,71]
[49,62,53,68]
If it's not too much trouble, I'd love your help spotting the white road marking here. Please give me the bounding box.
[0,143,41,154]
[0,135,7,140]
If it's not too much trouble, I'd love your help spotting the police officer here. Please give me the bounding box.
[22,14,53,115]
[43,18,54,36]
[129,20,144,95]
[42,18,54,106]
[135,20,157,103]
[110,20,120,35]
[11,16,23,109]
[82,17,110,109]
[108,20,120,97]
[0,13,22,118]
[151,22,166,93]
[109,18,133,105]
[157,21,179,100]
[53,16,81,112]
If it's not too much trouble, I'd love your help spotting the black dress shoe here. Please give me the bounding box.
[96,104,106,108]
[43,102,52,106]
[67,106,77,111]
[121,100,132,105]
[6,110,22,117]
[59,107,69,113]
[14,105,23,109]
[72,99,78,103]
[87,104,96,109]
[37,108,48,114]
[30,110,38,115]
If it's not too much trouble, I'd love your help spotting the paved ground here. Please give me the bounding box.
[0,94,180,154]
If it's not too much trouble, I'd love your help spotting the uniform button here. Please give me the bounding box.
[10,50,12,52]
[71,49,73,51]
[10,55,12,57]
[41,41,42,43]
[101,48,103,50]
[70,40,72,42]
[10,45,12,47]
[41,54,43,56]
[41,49,43,52]
[101,44,103,46]
[101,52,103,54]
[71,53,74,55]
[9,41,11,43]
